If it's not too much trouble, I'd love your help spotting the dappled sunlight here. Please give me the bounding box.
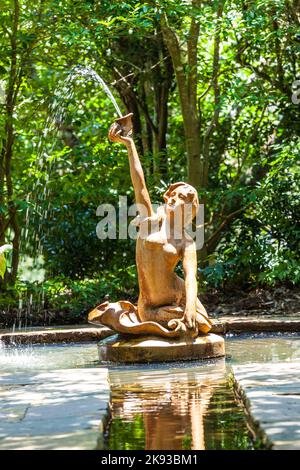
[0,367,109,450]
[1,334,300,449]
[232,358,300,450]
[0,0,299,453]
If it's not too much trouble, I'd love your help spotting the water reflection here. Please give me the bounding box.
[107,359,252,450]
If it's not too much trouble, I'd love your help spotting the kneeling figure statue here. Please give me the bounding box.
[88,113,212,339]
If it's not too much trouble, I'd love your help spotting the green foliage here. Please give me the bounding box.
[0,268,137,326]
[0,254,6,279]
[37,271,137,317]
[0,245,12,279]
[107,415,145,450]
[204,137,300,288]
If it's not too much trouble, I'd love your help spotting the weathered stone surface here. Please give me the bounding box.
[2,319,300,346]
[232,362,300,450]
[0,368,110,450]
[98,333,225,363]
[212,318,300,334]
[0,325,113,345]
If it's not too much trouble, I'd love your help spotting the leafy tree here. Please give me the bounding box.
[0,0,299,306]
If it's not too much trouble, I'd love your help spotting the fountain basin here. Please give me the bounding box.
[98,333,225,363]
[1,333,300,450]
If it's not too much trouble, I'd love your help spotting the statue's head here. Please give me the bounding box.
[163,182,199,227]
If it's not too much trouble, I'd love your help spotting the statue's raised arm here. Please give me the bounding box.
[108,113,154,218]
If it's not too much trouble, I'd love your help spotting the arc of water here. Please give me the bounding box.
[73,65,123,117]
[21,65,124,327]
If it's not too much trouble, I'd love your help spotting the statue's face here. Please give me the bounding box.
[164,185,196,226]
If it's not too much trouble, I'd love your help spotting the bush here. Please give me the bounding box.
[0,267,138,327]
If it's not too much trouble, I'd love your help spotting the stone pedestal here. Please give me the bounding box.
[98,333,225,363]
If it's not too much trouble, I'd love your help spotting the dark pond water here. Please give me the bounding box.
[106,360,252,450]
[105,333,300,450]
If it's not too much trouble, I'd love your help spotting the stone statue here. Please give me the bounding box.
[88,113,212,339]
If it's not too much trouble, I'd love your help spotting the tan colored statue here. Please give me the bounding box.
[88,114,212,338]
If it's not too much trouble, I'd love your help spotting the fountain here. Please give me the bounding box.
[88,113,225,363]
[0,50,298,449]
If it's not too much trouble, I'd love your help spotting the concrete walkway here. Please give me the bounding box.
[0,368,110,450]
[232,362,300,450]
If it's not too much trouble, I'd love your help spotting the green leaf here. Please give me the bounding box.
[0,253,6,279]
[0,244,12,279]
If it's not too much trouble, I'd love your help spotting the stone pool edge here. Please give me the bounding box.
[230,361,300,451]
[228,370,273,450]
[1,319,300,345]
[0,325,113,345]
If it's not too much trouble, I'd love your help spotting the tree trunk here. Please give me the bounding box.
[0,0,21,287]
[161,7,203,190]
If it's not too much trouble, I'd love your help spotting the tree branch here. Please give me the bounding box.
[206,204,251,251]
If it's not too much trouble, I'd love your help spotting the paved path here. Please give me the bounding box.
[0,368,110,450]
[232,362,300,450]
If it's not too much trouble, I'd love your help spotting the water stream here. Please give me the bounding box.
[17,65,123,327]
[71,66,122,117]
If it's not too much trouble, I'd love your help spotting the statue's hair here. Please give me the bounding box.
[133,182,199,229]
[163,182,199,218]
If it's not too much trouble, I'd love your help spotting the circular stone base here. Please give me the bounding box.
[98,333,225,363]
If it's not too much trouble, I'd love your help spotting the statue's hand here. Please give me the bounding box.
[108,122,132,146]
[182,306,197,330]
